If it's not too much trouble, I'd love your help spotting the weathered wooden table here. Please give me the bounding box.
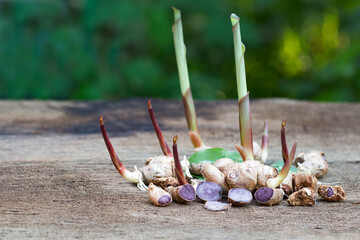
[0,99,359,239]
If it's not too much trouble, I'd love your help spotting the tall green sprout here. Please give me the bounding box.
[172,8,205,149]
[231,13,253,160]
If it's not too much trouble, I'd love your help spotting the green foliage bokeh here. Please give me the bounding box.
[0,0,359,101]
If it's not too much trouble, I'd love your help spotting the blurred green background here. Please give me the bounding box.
[0,0,359,101]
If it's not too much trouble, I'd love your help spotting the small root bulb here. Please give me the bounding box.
[189,163,203,176]
[281,173,294,196]
[202,163,229,192]
[139,156,175,185]
[228,188,253,206]
[226,162,257,192]
[152,177,179,189]
[213,158,235,175]
[166,184,196,204]
[145,155,173,166]
[295,151,329,178]
[148,183,172,207]
[318,185,346,202]
[256,165,278,189]
[254,187,284,206]
[204,201,232,212]
[196,181,223,202]
[293,172,317,192]
[287,187,316,206]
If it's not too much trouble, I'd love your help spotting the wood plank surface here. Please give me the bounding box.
[0,99,359,239]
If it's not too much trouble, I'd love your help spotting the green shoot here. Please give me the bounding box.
[147,99,172,157]
[267,121,297,188]
[172,136,188,185]
[231,13,253,160]
[231,13,247,100]
[99,117,147,191]
[172,7,205,149]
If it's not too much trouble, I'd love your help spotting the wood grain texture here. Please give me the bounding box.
[0,99,359,239]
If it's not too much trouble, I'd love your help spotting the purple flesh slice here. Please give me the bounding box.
[254,187,274,203]
[158,195,172,206]
[179,184,196,201]
[228,188,253,204]
[326,187,334,197]
[204,201,231,212]
[196,181,223,202]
